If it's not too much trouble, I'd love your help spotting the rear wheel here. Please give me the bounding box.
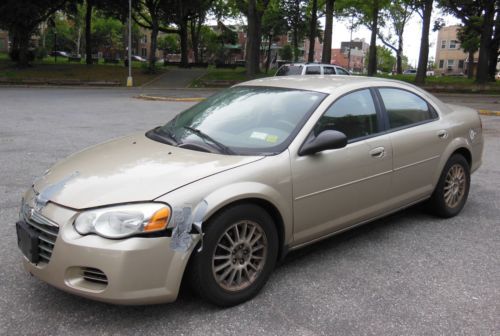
[429,154,470,218]
[188,204,278,306]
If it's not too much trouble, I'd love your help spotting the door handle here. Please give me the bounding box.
[437,130,449,139]
[369,147,385,158]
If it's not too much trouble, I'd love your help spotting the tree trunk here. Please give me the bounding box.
[396,34,403,74]
[307,0,318,62]
[85,0,93,65]
[179,19,189,67]
[322,0,334,64]
[190,17,203,63]
[367,0,379,76]
[415,0,433,84]
[476,0,494,84]
[467,50,475,79]
[293,27,299,61]
[265,33,272,73]
[488,6,500,81]
[16,30,31,67]
[149,22,158,71]
[246,0,262,76]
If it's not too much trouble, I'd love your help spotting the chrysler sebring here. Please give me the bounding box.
[17,76,483,306]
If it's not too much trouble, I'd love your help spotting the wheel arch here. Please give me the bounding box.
[204,197,288,262]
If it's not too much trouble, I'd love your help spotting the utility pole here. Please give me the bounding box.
[126,0,133,87]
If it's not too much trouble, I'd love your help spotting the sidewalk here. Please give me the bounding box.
[142,67,207,89]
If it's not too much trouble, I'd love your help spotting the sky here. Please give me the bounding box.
[325,8,462,67]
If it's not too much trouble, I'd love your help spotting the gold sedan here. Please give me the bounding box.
[17,76,483,306]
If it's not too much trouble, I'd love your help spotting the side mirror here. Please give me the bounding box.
[299,130,347,156]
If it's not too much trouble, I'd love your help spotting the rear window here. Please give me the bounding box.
[276,65,303,76]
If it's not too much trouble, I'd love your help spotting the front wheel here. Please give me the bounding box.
[429,154,470,218]
[187,204,278,306]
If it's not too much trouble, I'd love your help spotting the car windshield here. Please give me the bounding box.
[148,86,326,156]
[276,65,303,76]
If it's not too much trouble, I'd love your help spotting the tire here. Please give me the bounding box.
[187,203,278,307]
[429,154,470,218]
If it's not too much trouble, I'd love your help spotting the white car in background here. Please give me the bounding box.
[276,63,351,76]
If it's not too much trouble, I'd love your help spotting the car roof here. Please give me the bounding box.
[237,75,404,95]
[280,63,341,67]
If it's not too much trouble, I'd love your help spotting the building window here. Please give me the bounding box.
[141,48,147,57]
[447,60,455,71]
[439,60,444,68]
[449,40,458,49]
[441,40,446,49]
[458,60,464,69]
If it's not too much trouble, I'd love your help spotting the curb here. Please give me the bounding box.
[134,94,206,102]
[478,109,500,116]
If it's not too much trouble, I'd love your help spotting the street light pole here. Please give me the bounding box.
[126,0,133,87]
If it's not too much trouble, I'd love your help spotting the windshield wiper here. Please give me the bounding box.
[151,126,179,145]
[183,126,235,154]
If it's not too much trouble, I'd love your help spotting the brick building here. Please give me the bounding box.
[331,38,368,73]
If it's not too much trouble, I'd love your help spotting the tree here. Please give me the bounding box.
[0,0,69,67]
[375,45,396,72]
[438,0,498,83]
[457,22,480,79]
[262,0,288,72]
[283,0,307,62]
[414,0,433,84]
[307,0,318,62]
[280,44,293,60]
[338,0,389,76]
[233,0,271,76]
[321,0,335,64]
[377,0,414,74]
[134,0,178,71]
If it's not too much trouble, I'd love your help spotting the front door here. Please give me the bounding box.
[291,89,393,245]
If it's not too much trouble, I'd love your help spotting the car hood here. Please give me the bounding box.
[33,133,263,209]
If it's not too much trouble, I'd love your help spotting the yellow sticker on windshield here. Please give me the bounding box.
[265,135,278,143]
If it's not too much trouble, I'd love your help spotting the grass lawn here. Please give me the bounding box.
[190,66,276,88]
[376,73,500,88]
[0,53,165,86]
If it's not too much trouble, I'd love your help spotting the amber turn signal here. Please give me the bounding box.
[144,207,170,232]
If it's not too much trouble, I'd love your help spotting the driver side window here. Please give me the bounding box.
[314,89,379,141]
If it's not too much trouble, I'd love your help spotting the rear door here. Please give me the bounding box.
[376,87,447,205]
[291,89,393,244]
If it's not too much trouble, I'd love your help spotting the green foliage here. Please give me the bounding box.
[158,34,180,53]
[92,13,124,52]
[0,0,70,66]
[279,44,293,60]
[375,45,395,73]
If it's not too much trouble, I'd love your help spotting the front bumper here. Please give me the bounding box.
[20,201,194,305]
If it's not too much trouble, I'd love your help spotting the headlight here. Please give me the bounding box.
[74,203,171,239]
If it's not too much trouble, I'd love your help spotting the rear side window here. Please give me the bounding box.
[336,67,349,75]
[305,66,321,75]
[276,65,303,76]
[323,66,336,75]
[379,88,435,129]
[314,89,379,140]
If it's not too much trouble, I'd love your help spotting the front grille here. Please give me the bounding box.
[82,267,108,285]
[23,210,59,264]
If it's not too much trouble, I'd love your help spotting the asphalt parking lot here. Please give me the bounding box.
[0,88,498,336]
